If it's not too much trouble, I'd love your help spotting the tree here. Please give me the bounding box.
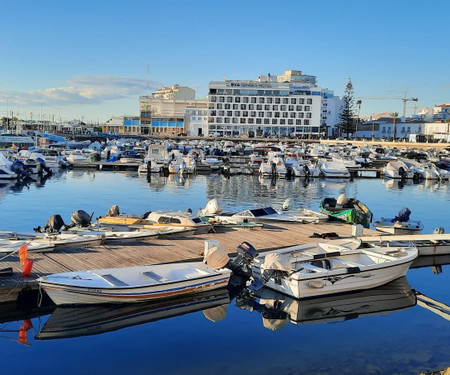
[338,78,356,138]
[391,112,399,140]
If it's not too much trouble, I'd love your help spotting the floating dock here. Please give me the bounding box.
[0,221,366,303]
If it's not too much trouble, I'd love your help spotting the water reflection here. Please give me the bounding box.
[235,277,416,330]
[35,288,230,340]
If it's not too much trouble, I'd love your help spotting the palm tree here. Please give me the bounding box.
[391,112,399,141]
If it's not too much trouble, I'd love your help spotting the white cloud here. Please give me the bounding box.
[0,75,160,107]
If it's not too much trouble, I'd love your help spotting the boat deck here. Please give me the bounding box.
[0,221,374,303]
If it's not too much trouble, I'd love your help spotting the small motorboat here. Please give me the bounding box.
[320,194,373,228]
[374,208,424,235]
[97,206,212,234]
[249,238,418,299]
[37,261,232,305]
[320,161,350,178]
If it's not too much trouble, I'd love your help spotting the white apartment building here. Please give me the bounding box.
[208,70,341,138]
[185,103,208,136]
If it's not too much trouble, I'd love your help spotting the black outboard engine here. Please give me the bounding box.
[70,210,93,227]
[34,214,68,233]
[11,160,29,178]
[227,241,258,276]
[393,207,411,223]
[303,164,310,177]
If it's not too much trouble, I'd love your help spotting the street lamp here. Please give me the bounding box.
[355,100,362,141]
[1,96,13,130]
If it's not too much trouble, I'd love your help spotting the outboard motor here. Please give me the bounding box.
[393,207,411,223]
[303,164,310,177]
[11,160,29,178]
[227,241,258,276]
[34,214,68,233]
[70,210,93,227]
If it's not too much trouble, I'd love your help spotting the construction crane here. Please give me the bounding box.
[356,95,419,118]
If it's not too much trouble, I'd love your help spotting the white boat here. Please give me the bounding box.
[220,206,308,224]
[383,160,415,179]
[0,232,105,253]
[36,288,230,340]
[374,207,423,235]
[37,262,232,305]
[292,160,321,178]
[250,238,418,299]
[0,152,18,179]
[320,161,350,178]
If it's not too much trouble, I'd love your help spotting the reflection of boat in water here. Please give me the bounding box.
[36,288,230,340]
[236,277,415,330]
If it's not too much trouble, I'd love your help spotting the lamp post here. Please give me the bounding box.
[355,100,362,141]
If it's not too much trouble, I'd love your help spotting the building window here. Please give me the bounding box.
[299,99,305,104]
[210,96,217,102]
[304,106,311,111]
[248,118,254,124]
[272,119,277,124]
[227,97,233,103]
[256,119,262,124]
[219,96,225,102]
[249,104,255,110]
[296,105,303,111]
[217,103,223,109]
[232,118,238,123]
[282,112,288,118]
[296,119,302,125]
[306,113,312,118]
[259,97,265,103]
[243,97,249,103]
[288,119,293,125]
[265,105,271,110]
[274,112,280,118]
[241,104,246,110]
[267,98,273,104]
[258,112,264,117]
[235,97,241,103]
[275,98,280,104]
[282,98,288,104]
[298,112,304,118]
[257,104,262,110]
[251,97,256,103]
[234,111,240,116]
[243,111,248,117]
[233,104,238,110]
[264,119,270,124]
[251,111,256,117]
[266,112,272,117]
[307,98,313,104]
[304,120,310,125]
[280,119,286,124]
[290,98,296,104]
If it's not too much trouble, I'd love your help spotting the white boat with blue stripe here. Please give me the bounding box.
[38,262,231,305]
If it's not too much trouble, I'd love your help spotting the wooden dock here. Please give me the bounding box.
[0,221,370,303]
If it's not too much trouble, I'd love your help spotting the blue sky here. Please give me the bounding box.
[1,0,449,123]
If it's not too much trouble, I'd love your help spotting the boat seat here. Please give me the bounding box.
[100,274,129,287]
[298,263,327,272]
[143,271,170,282]
[331,258,363,268]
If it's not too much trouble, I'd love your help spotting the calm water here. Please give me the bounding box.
[1,171,450,375]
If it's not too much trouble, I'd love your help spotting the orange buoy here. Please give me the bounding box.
[20,258,33,277]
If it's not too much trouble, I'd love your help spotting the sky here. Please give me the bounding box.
[1,0,449,124]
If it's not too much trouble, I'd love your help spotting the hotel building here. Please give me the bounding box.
[207,70,341,138]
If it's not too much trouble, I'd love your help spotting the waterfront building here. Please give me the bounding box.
[207,70,342,139]
[358,114,424,140]
[185,103,208,136]
[139,85,205,136]
[103,116,140,135]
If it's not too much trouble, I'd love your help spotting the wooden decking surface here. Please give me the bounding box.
[0,221,374,303]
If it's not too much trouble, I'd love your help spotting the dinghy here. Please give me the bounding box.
[374,207,423,235]
[37,262,232,305]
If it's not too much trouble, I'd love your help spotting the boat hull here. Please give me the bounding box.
[39,264,231,306]
[263,260,414,299]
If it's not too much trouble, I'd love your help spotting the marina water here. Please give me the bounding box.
[1,171,450,374]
